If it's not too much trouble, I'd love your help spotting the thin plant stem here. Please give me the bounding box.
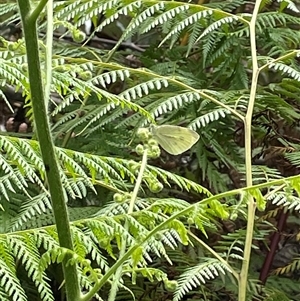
[31,0,48,22]
[238,1,262,300]
[108,149,148,301]
[45,0,53,109]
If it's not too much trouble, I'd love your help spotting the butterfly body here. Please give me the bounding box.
[150,125,199,155]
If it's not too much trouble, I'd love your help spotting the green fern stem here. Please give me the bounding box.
[239,1,261,300]
[108,149,148,301]
[128,149,148,215]
[45,0,53,109]
[17,1,80,300]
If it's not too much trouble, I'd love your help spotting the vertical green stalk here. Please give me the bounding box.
[44,0,53,108]
[239,1,262,300]
[17,1,80,300]
[108,149,148,301]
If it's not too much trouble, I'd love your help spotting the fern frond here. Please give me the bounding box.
[240,165,283,184]
[191,108,230,128]
[128,2,166,33]
[91,69,130,89]
[267,191,300,212]
[55,0,117,25]
[0,136,209,232]
[174,258,231,301]
[95,0,142,32]
[198,15,239,42]
[268,62,300,81]
[273,257,300,275]
[142,4,189,34]
[120,78,169,101]
[0,58,29,91]
[159,10,213,46]
[207,0,246,12]
[148,92,200,119]
[39,246,100,284]
[9,234,54,301]
[0,257,27,301]
[52,75,153,124]
[9,192,52,231]
[207,35,238,65]
[0,3,18,20]
[146,165,211,196]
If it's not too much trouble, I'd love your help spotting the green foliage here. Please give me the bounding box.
[1,0,300,300]
[174,258,233,301]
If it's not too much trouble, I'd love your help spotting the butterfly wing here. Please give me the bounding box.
[152,125,199,155]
